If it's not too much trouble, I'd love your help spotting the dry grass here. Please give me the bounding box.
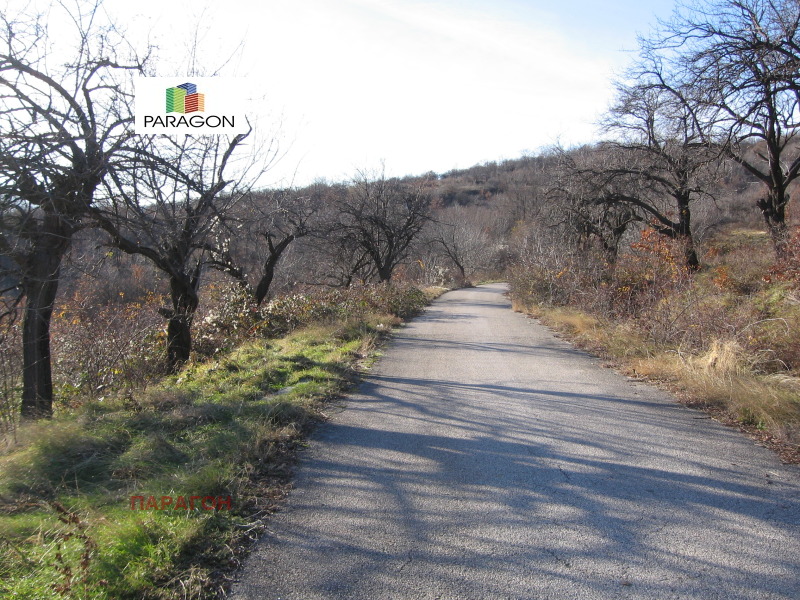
[510,225,800,461]
[529,303,800,457]
[534,306,654,361]
[630,340,800,444]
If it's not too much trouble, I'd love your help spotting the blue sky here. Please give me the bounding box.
[14,0,679,186]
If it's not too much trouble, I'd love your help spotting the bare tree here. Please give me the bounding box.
[335,170,432,283]
[645,0,800,255]
[502,154,552,224]
[0,2,146,418]
[427,205,493,284]
[312,235,377,288]
[93,132,256,371]
[597,77,723,268]
[550,146,641,267]
[211,187,321,304]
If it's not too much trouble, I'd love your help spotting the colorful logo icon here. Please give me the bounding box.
[165,83,205,114]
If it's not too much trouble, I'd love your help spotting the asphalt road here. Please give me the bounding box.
[232,283,800,600]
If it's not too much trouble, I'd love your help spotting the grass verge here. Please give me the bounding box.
[514,301,800,464]
[0,286,448,599]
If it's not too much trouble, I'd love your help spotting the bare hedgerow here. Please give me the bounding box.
[192,283,432,353]
[50,294,165,400]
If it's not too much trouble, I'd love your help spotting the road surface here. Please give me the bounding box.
[232,284,800,599]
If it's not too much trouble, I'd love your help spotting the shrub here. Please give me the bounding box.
[51,293,165,399]
[765,226,800,287]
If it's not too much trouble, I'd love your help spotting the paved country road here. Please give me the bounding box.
[232,284,800,600]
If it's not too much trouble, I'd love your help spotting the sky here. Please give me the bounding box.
[12,0,680,187]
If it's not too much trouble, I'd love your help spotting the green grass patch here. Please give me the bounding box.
[0,305,410,599]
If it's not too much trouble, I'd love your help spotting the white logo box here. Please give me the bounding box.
[135,77,250,135]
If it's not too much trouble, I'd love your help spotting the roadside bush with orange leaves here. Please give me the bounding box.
[765,226,800,287]
[511,223,800,375]
[510,229,693,321]
[608,229,692,319]
[702,228,800,371]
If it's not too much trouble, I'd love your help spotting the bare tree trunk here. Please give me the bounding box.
[165,276,199,372]
[601,228,624,273]
[255,233,294,305]
[454,261,466,283]
[758,190,790,258]
[677,198,699,270]
[0,2,146,420]
[377,265,393,282]
[20,230,67,419]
